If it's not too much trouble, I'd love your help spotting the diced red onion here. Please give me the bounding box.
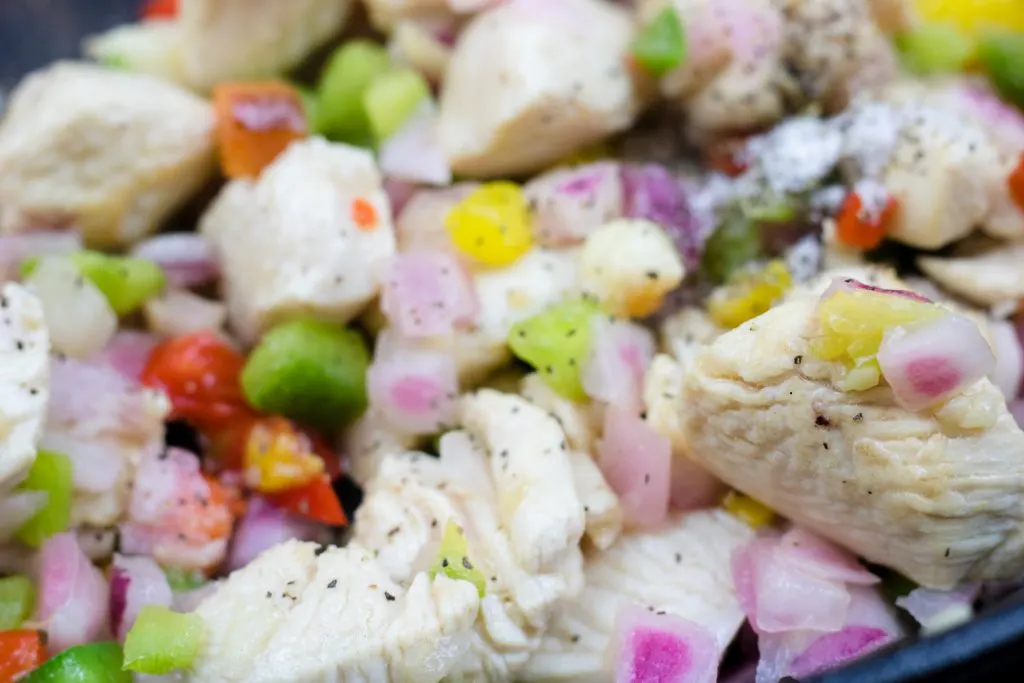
[597,407,671,528]
[128,448,201,526]
[367,332,459,435]
[27,256,116,359]
[36,532,109,652]
[787,626,892,678]
[821,277,931,304]
[109,555,173,640]
[582,318,654,413]
[773,527,880,586]
[0,230,81,281]
[144,289,226,338]
[524,162,624,247]
[130,233,219,289]
[90,331,160,382]
[621,164,706,270]
[877,313,995,411]
[1011,399,1024,429]
[895,584,978,633]
[948,80,1024,151]
[380,103,452,186]
[0,490,49,542]
[228,497,322,571]
[988,319,1024,400]
[379,251,477,337]
[610,602,719,683]
[669,456,727,511]
[383,178,419,217]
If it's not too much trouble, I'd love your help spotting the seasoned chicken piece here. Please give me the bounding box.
[200,138,396,344]
[0,285,49,489]
[918,243,1024,308]
[677,295,1024,588]
[438,0,645,177]
[0,62,215,249]
[521,509,752,682]
[659,306,723,369]
[342,409,419,487]
[86,0,353,93]
[519,374,599,454]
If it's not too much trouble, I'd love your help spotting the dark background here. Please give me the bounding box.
[2,0,1024,680]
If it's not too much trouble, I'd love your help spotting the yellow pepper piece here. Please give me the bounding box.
[553,142,613,169]
[445,182,534,268]
[243,418,325,493]
[707,260,792,329]
[723,492,775,529]
[914,0,1024,36]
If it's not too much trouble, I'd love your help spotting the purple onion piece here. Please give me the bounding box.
[620,163,708,270]
[109,566,131,637]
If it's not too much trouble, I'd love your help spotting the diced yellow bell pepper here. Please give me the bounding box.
[243,418,325,493]
[723,492,775,529]
[914,0,1024,36]
[445,182,534,268]
[707,260,792,329]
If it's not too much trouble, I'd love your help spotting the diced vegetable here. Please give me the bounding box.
[774,528,880,586]
[597,407,671,529]
[123,605,204,675]
[701,210,762,284]
[707,260,792,329]
[524,161,624,247]
[1009,154,1024,210]
[0,577,35,630]
[15,450,73,548]
[23,251,166,316]
[581,318,655,413]
[611,603,718,683]
[835,192,898,250]
[25,256,117,359]
[379,103,452,186]
[22,642,129,682]
[631,5,687,77]
[977,30,1024,109]
[141,0,177,20]
[294,84,320,135]
[445,182,534,268]
[0,630,47,683]
[914,0,1024,35]
[163,568,206,594]
[0,230,81,282]
[243,417,326,493]
[213,81,307,179]
[130,234,219,290]
[428,520,486,597]
[380,251,478,338]
[316,40,392,145]
[810,279,946,391]
[508,299,603,401]
[366,333,459,435]
[722,492,775,529]
[896,23,975,74]
[363,68,431,142]
[228,497,320,571]
[265,474,347,526]
[895,585,978,634]
[37,533,109,653]
[109,556,173,641]
[144,289,227,338]
[739,193,798,224]
[621,164,704,270]
[877,313,995,411]
[788,625,894,678]
[92,331,160,382]
[241,319,370,431]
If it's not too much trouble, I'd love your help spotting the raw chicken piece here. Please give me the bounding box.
[0,284,50,489]
[438,0,645,177]
[0,62,215,249]
[677,295,1024,588]
[86,0,354,93]
[200,138,396,344]
[520,509,753,681]
[918,243,1024,308]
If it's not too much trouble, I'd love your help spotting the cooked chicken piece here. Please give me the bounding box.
[677,295,1024,588]
[438,0,645,177]
[86,0,353,93]
[918,242,1024,309]
[200,138,396,344]
[342,409,419,487]
[0,62,215,249]
[364,0,453,31]
[193,389,586,681]
[578,219,685,319]
[519,374,599,454]
[521,509,752,682]
[659,306,722,369]
[0,284,49,490]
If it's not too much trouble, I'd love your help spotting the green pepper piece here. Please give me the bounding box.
[896,22,975,75]
[739,193,798,224]
[15,450,73,548]
[21,251,165,316]
[428,519,486,597]
[507,299,603,401]
[241,319,370,431]
[122,605,205,675]
[0,575,35,630]
[21,642,131,683]
[701,209,763,284]
[977,30,1024,108]
[163,567,206,593]
[362,68,431,142]
[316,40,392,145]
[631,5,687,77]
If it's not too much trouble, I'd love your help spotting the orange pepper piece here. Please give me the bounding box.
[243,417,325,494]
[213,81,307,180]
[835,192,898,250]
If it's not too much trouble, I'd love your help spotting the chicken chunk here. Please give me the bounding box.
[200,138,396,344]
[438,0,645,177]
[86,0,353,93]
[677,295,1024,588]
[0,62,215,249]
[918,243,1024,309]
[658,306,723,370]
[521,510,753,682]
[0,284,49,490]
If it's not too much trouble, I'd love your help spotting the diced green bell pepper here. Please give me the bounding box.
[122,605,205,675]
[896,22,975,75]
[362,68,431,142]
[977,30,1024,108]
[163,567,206,593]
[631,5,687,77]
[21,251,165,316]
[315,40,392,146]
[16,450,73,548]
[0,576,35,630]
[240,319,370,431]
[21,641,131,683]
[428,519,486,597]
[701,209,763,284]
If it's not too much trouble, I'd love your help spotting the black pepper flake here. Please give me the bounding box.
[794,355,803,365]
[571,634,580,643]
[944,547,951,558]
[462,557,474,570]
[822,442,829,450]
[387,526,401,538]
[852,413,863,423]
[327,579,338,588]
[441,558,449,568]
[645,270,659,280]
[656,610,666,616]
[815,415,830,428]
[385,591,396,601]
[314,544,328,556]
[644,473,651,484]
[431,519,438,528]
[266,591,272,598]
[15,341,23,351]
[674,553,682,564]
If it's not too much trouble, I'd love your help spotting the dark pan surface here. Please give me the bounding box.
[2,1,1024,681]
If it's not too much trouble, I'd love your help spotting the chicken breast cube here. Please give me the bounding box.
[521,510,752,682]
[678,296,1024,588]
[87,0,353,94]
[201,138,396,344]
[0,285,50,489]
[0,62,215,249]
[438,0,645,177]
[918,243,1024,308]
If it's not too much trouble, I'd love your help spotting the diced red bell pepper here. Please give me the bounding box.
[835,192,899,250]
[266,475,347,526]
[1008,154,1024,211]
[0,630,47,683]
[142,0,178,20]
